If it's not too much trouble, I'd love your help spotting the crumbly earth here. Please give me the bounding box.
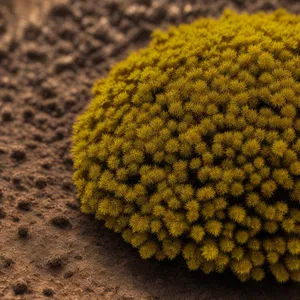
[1,0,300,299]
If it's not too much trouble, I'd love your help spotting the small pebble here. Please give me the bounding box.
[25,44,47,61]
[62,180,73,191]
[12,173,22,185]
[64,270,74,278]
[41,159,52,169]
[1,107,13,121]
[17,200,31,211]
[23,22,41,40]
[66,201,79,210]
[168,4,181,20]
[43,288,54,297]
[0,256,14,268]
[12,279,28,295]
[47,256,65,269]
[35,176,47,189]
[12,216,20,222]
[18,226,29,239]
[55,55,75,73]
[10,146,26,160]
[51,216,72,229]
[23,108,34,121]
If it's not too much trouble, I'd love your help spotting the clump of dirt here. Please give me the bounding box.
[1,0,300,299]
[43,287,55,297]
[50,215,72,229]
[17,225,29,239]
[12,279,29,296]
[47,254,67,269]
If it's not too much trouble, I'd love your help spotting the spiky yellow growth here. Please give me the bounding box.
[72,9,300,282]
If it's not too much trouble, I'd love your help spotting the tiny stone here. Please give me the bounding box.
[184,4,193,14]
[12,173,22,185]
[64,97,76,108]
[50,216,72,229]
[23,22,41,40]
[11,146,26,160]
[35,176,47,189]
[12,216,20,222]
[145,3,166,23]
[43,27,58,45]
[66,201,79,210]
[55,56,75,73]
[18,226,29,238]
[47,256,65,269]
[62,180,73,191]
[81,16,96,28]
[0,255,14,268]
[41,159,52,169]
[125,5,147,21]
[25,44,47,61]
[64,270,74,278]
[59,23,78,40]
[88,19,110,41]
[33,132,43,142]
[23,108,34,121]
[85,287,93,293]
[56,41,74,55]
[26,141,38,149]
[119,19,132,33]
[43,288,54,297]
[40,81,57,99]
[54,127,65,140]
[1,107,13,121]
[168,4,181,20]
[12,279,28,295]
[17,200,31,211]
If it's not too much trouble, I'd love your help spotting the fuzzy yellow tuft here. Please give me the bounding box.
[73,9,300,282]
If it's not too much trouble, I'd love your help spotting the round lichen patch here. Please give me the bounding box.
[72,9,300,282]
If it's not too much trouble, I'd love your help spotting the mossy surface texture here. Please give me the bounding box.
[72,10,300,282]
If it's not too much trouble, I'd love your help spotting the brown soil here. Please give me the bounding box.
[1,0,300,299]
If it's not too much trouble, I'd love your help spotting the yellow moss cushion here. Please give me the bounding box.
[72,9,300,282]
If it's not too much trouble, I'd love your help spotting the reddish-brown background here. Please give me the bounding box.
[1,0,300,299]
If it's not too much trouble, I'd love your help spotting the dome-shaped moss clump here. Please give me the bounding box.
[72,10,300,282]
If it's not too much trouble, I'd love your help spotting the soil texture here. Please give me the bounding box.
[1,0,300,299]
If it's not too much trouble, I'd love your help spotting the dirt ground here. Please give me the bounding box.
[1,0,300,299]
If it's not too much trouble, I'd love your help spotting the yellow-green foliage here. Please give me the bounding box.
[72,9,300,282]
